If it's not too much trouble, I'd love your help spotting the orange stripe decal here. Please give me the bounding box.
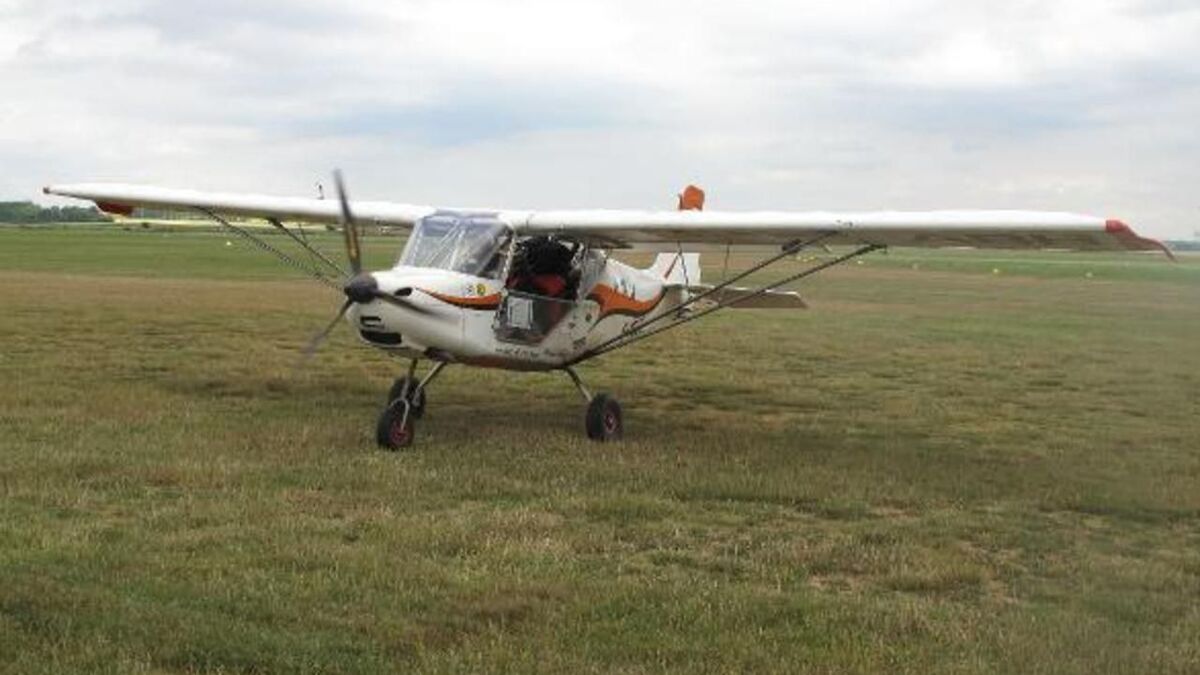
[587,284,664,319]
[421,289,502,310]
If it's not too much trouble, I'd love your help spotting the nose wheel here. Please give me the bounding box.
[376,360,446,450]
[376,399,416,449]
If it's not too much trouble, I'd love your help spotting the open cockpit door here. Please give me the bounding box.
[493,236,598,346]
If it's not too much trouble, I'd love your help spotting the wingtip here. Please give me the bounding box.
[1106,219,1176,262]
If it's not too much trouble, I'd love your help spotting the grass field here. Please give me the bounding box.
[1,227,1198,673]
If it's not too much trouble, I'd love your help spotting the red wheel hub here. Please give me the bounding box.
[389,418,410,446]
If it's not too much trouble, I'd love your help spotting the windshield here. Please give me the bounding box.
[399,214,512,279]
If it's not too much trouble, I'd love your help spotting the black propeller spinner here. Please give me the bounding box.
[303,171,427,359]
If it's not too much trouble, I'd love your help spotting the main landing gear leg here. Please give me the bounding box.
[377,359,448,451]
[565,367,623,442]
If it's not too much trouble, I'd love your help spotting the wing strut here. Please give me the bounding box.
[568,232,838,363]
[567,242,883,365]
[198,208,342,292]
[266,217,347,278]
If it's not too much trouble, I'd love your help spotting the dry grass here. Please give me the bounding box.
[1,228,1198,673]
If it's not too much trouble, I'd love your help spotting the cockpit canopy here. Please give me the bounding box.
[399,213,512,279]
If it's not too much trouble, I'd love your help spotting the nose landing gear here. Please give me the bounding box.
[386,376,426,418]
[376,360,446,451]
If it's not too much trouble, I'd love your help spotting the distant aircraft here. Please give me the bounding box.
[45,176,1171,449]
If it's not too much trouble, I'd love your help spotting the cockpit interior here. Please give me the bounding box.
[401,213,598,343]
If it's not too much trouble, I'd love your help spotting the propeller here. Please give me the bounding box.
[303,299,354,359]
[302,171,431,360]
[336,170,362,276]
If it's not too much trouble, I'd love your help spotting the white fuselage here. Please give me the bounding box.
[347,254,686,370]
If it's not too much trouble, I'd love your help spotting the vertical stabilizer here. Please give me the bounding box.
[649,252,701,287]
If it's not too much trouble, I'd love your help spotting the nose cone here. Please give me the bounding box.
[344,267,468,355]
[343,272,378,304]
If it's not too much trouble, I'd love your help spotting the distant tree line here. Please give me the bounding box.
[0,201,111,223]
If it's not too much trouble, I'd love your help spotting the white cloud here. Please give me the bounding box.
[1,0,1197,238]
[895,32,1029,88]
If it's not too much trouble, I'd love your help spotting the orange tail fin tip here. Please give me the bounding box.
[678,185,705,211]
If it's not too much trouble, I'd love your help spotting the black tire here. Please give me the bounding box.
[386,376,426,418]
[376,399,416,450]
[585,393,623,442]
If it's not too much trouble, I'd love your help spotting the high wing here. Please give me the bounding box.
[43,183,435,227]
[45,182,1171,257]
[507,208,1172,255]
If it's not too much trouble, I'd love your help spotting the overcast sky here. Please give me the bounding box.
[3,0,1197,238]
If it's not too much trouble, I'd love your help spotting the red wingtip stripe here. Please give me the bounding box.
[1104,219,1131,235]
[95,201,135,217]
[1105,219,1175,261]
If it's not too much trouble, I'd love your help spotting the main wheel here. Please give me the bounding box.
[386,376,426,418]
[376,399,416,450]
[585,393,623,442]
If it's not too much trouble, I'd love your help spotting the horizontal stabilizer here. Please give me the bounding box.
[688,285,807,310]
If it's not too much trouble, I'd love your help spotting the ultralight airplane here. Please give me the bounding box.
[44,176,1171,449]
